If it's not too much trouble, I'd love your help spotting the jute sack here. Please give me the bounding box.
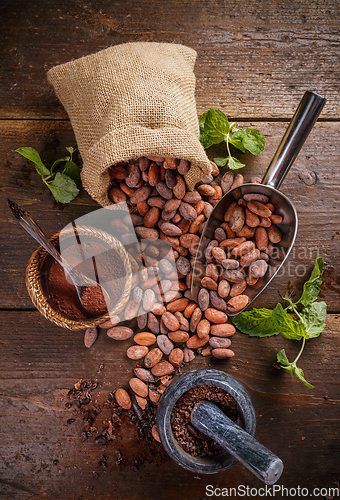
[47,42,212,206]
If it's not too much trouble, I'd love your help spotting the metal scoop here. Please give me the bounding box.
[8,199,110,313]
[192,91,326,315]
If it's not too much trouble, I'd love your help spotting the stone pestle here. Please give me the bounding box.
[191,400,283,485]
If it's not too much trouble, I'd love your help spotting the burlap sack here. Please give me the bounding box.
[47,42,212,206]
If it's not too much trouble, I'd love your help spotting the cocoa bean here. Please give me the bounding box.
[134,366,155,383]
[134,332,157,346]
[186,334,209,349]
[209,337,232,349]
[173,175,186,199]
[162,312,180,331]
[156,181,173,200]
[143,289,156,312]
[147,312,160,334]
[226,295,250,313]
[126,345,149,360]
[130,185,151,204]
[179,202,197,221]
[84,328,98,348]
[107,326,134,340]
[198,288,210,311]
[115,388,132,410]
[144,348,163,368]
[169,348,184,367]
[210,324,236,337]
[151,361,175,377]
[196,319,211,339]
[168,330,190,343]
[177,159,190,175]
[204,308,228,324]
[183,347,195,362]
[157,334,174,355]
[212,348,235,359]
[125,163,141,188]
[210,291,227,311]
[218,280,230,299]
[129,378,148,398]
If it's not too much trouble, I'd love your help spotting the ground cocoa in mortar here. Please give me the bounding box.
[171,385,240,457]
[47,238,126,319]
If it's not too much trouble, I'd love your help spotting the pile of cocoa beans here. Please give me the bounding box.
[88,157,280,417]
[201,191,282,314]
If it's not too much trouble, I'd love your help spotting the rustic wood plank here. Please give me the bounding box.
[1,119,339,312]
[0,311,339,499]
[0,0,339,119]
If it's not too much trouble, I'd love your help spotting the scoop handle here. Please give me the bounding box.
[191,401,283,485]
[262,91,326,189]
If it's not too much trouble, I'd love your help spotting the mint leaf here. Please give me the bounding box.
[200,132,216,150]
[64,160,81,185]
[293,366,314,389]
[298,257,324,307]
[228,156,246,170]
[203,108,230,145]
[213,157,229,168]
[276,349,290,366]
[276,350,314,388]
[300,301,327,339]
[233,308,280,337]
[48,172,79,203]
[229,129,265,155]
[272,303,308,340]
[199,112,207,133]
[16,147,50,177]
[65,144,78,155]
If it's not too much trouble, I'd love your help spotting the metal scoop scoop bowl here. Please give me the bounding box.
[192,91,326,315]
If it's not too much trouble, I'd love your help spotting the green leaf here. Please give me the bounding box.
[199,112,208,133]
[213,157,229,168]
[276,349,290,366]
[293,366,314,389]
[203,108,230,145]
[228,156,246,170]
[15,147,50,177]
[65,144,78,155]
[298,257,324,307]
[300,301,327,339]
[64,160,81,184]
[272,303,308,340]
[48,172,79,203]
[229,129,265,155]
[233,308,280,337]
[276,350,314,388]
[200,131,216,150]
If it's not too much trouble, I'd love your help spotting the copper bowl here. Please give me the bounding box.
[25,225,132,331]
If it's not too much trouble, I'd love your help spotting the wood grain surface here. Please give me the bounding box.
[0,1,339,499]
[1,0,339,119]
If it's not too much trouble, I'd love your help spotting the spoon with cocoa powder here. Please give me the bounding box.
[8,199,109,314]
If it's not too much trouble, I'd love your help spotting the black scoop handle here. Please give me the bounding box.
[191,401,283,485]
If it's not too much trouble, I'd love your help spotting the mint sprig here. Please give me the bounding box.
[199,108,265,170]
[16,145,80,204]
[233,257,327,389]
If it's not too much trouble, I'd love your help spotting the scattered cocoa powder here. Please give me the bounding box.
[66,379,168,471]
[171,385,240,457]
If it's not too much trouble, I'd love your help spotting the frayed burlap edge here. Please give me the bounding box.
[82,125,212,207]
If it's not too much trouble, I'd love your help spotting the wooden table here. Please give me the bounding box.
[1,1,339,499]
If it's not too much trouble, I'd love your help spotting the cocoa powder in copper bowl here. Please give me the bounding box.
[25,225,132,330]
